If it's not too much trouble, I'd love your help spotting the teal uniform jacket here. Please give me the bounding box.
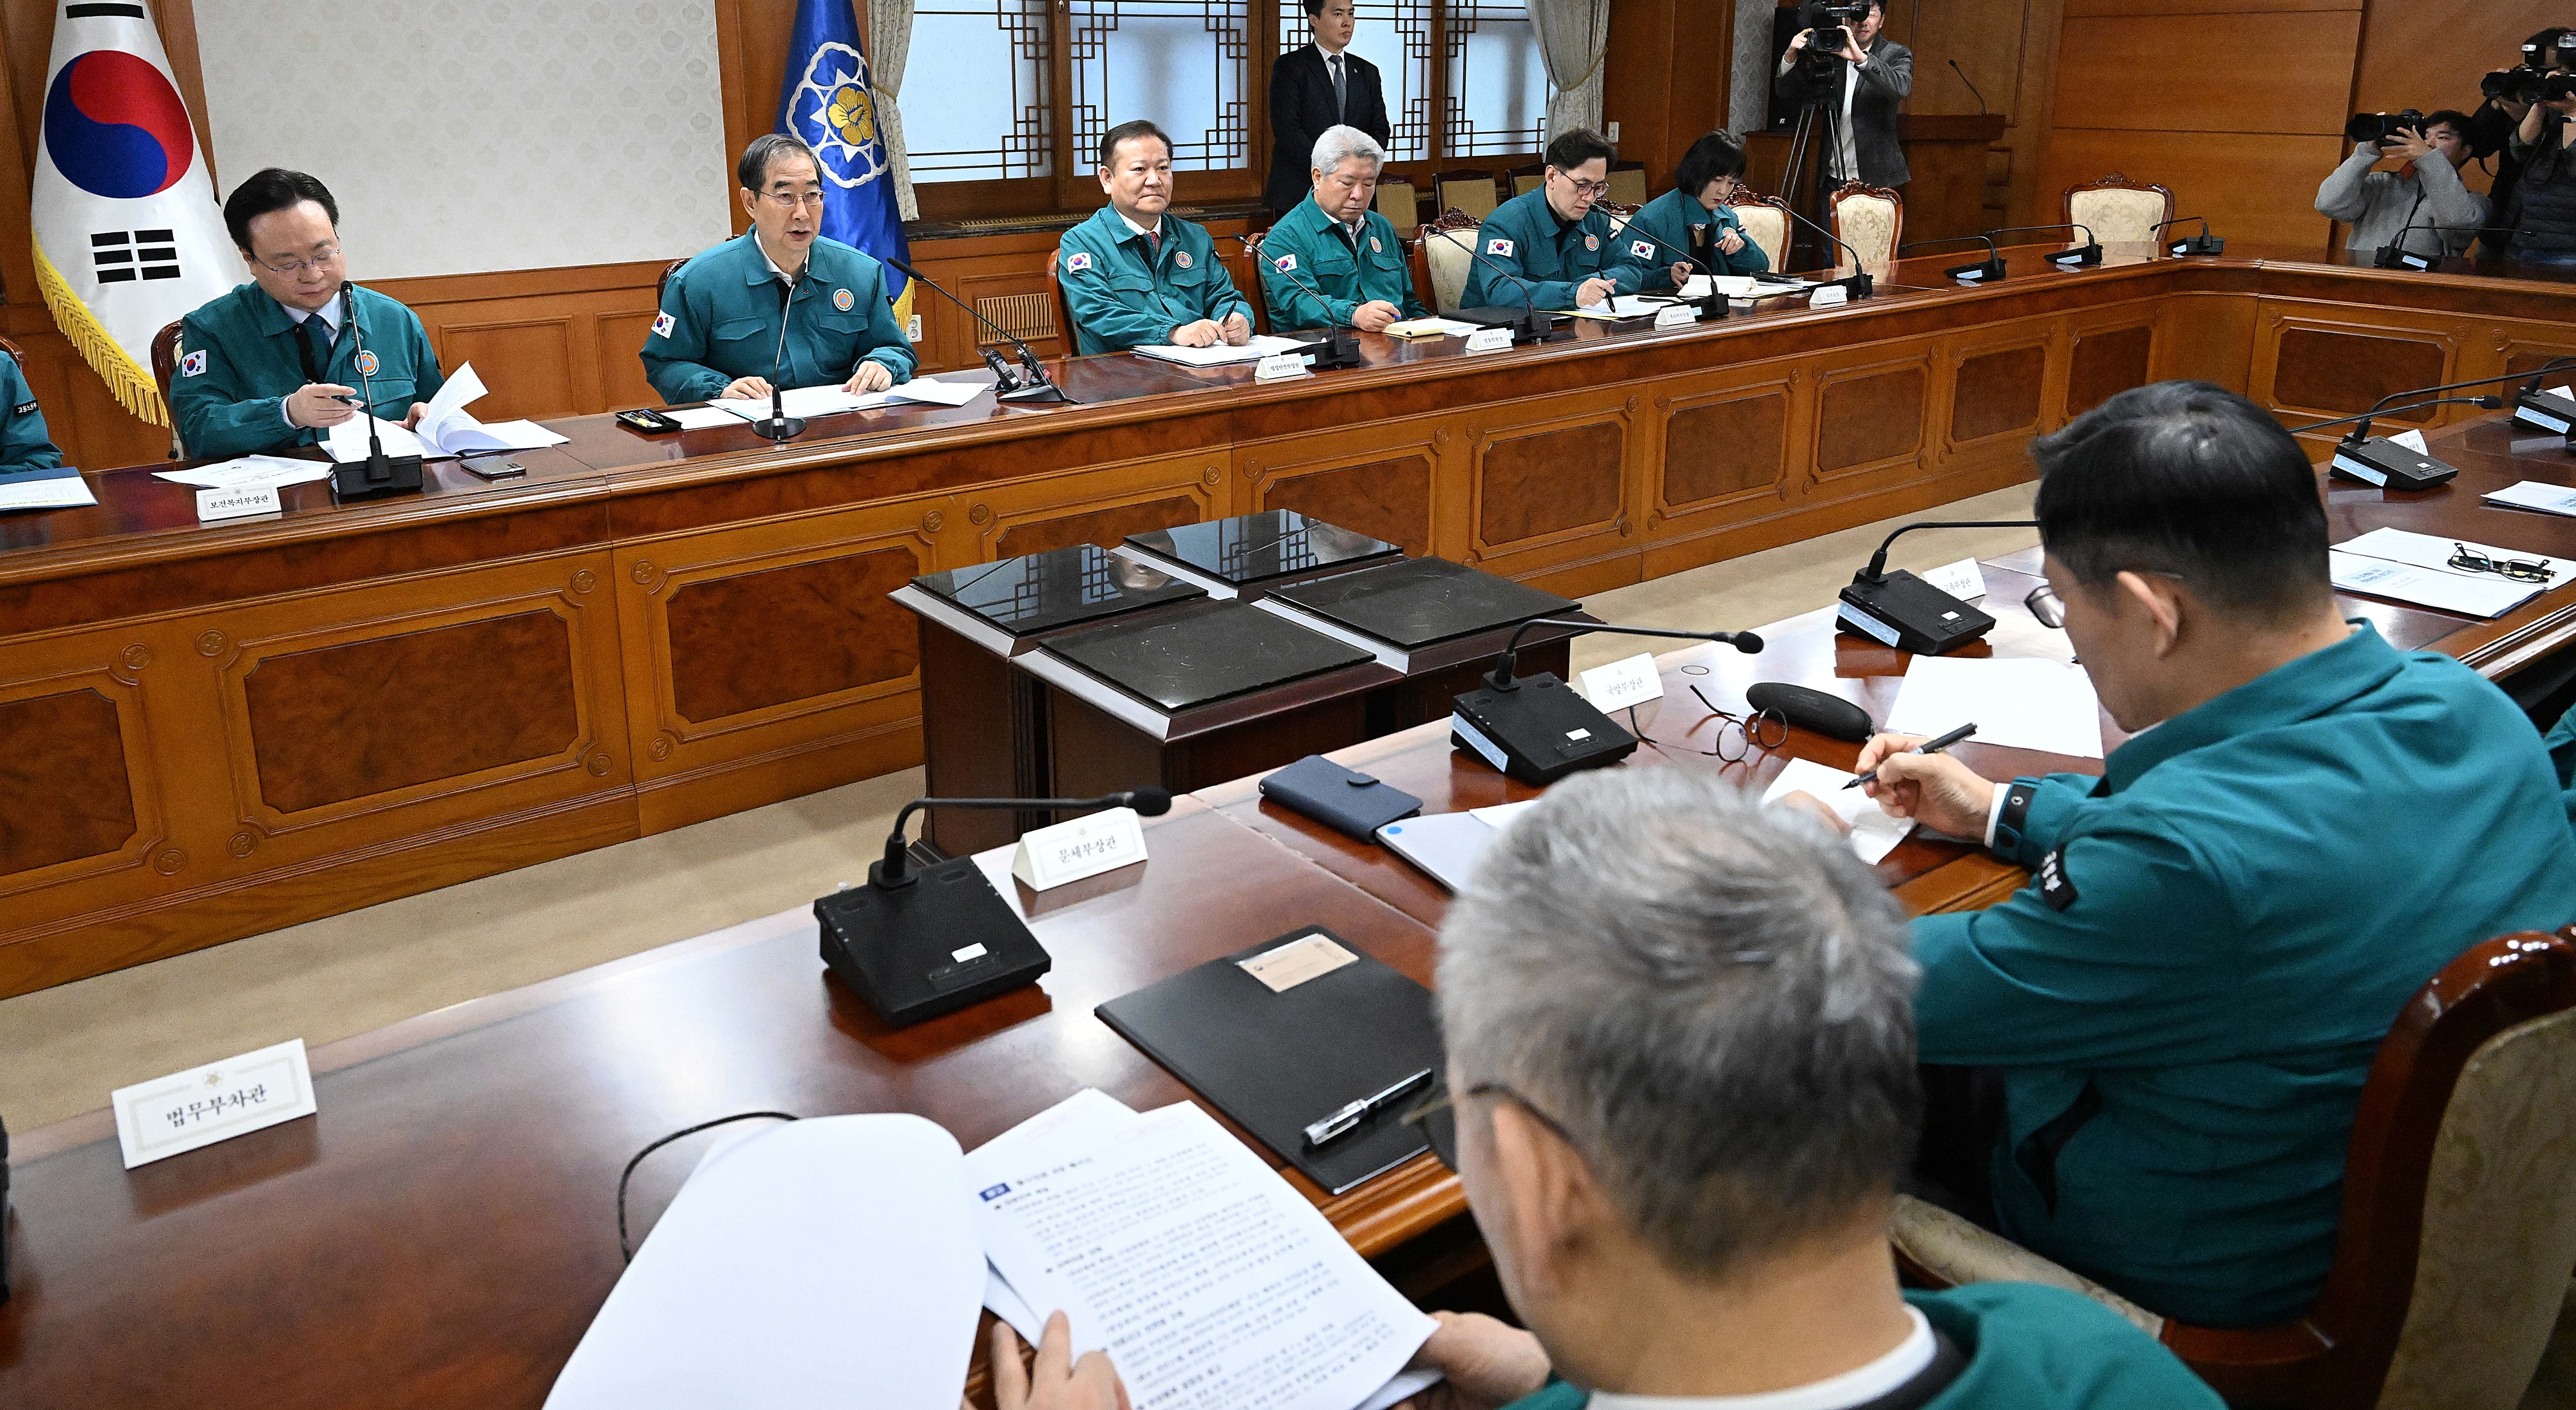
[1496,1284,2222,1409]
[171,283,444,460]
[1616,187,1771,292]
[1256,194,1426,330]
[1913,624,2576,1329]
[2549,703,2576,831]
[0,357,63,473]
[641,233,916,405]
[1459,187,1645,310]
[1057,205,1255,355]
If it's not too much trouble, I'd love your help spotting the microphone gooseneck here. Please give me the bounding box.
[1485,618,1762,693]
[875,788,1175,887]
[1857,520,2041,584]
[758,264,801,440]
[1761,198,1876,299]
[1949,59,1988,115]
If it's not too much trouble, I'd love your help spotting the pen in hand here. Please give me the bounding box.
[1845,722,1978,789]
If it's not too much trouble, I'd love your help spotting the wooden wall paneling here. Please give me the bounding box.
[1461,390,1642,587]
[2148,288,2256,392]
[0,649,167,911]
[1647,366,1801,533]
[1940,332,2052,449]
[2253,303,2456,424]
[596,309,664,410]
[969,452,1235,563]
[1238,426,1443,558]
[2053,13,2360,135]
[2061,0,2358,15]
[2037,129,2342,250]
[2000,0,2069,231]
[614,493,952,834]
[1810,350,1932,484]
[436,319,582,424]
[2064,311,2158,420]
[1599,0,1729,199]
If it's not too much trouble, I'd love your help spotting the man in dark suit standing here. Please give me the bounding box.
[1266,0,1392,215]
[1773,1,1912,191]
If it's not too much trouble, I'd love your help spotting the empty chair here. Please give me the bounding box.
[2067,173,2176,246]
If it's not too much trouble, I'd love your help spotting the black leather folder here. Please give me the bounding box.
[1095,926,1443,1194]
[1265,556,1575,650]
[1044,598,1374,711]
[911,544,1202,637]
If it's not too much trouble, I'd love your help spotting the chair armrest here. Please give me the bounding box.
[1889,1194,2167,1338]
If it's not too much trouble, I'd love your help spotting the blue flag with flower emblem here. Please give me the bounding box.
[776,0,911,324]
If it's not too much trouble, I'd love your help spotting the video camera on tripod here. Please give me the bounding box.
[1795,1,1870,82]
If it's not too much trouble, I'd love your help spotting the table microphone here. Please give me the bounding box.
[1418,225,1559,343]
[1899,232,2009,283]
[1983,222,2102,267]
[1837,519,2036,655]
[752,267,806,442]
[1613,220,1730,321]
[2286,382,2514,489]
[1234,234,1364,369]
[815,786,1173,1026]
[2508,355,2576,440]
[1759,198,1875,300]
[2372,217,2480,271]
[2152,216,2225,257]
[1451,619,1761,785]
[885,255,1076,404]
[332,281,424,500]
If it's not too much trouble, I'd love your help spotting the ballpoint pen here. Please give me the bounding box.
[1303,1067,1435,1148]
[1845,722,1977,789]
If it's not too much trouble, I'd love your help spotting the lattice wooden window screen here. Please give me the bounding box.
[909,0,1056,182]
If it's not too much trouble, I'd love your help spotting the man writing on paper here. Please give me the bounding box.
[1808,382,2576,1330]
[985,773,2221,1410]
[1618,131,1772,293]
[1459,129,1642,314]
[171,169,442,460]
[642,134,916,406]
[1258,126,1426,334]
[1058,120,1258,355]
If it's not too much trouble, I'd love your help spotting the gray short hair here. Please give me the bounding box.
[1437,769,1920,1279]
[1311,124,1387,176]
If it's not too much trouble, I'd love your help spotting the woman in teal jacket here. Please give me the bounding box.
[1619,130,1772,292]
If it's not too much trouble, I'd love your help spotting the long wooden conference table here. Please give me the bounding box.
[8,397,2576,1404]
[6,241,2576,999]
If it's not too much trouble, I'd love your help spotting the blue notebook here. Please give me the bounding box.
[0,464,94,512]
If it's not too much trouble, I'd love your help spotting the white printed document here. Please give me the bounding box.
[155,453,333,491]
[667,405,741,429]
[1886,656,2105,760]
[0,464,97,511]
[1384,317,1483,338]
[1131,335,1312,368]
[1761,757,1914,864]
[1681,274,1811,299]
[2329,550,2542,618]
[2483,480,2576,519]
[2337,526,2571,588]
[323,361,570,462]
[716,375,990,421]
[968,1097,1439,1410]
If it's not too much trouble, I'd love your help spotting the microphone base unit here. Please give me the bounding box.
[1835,570,1997,655]
[2046,243,2106,267]
[331,453,425,501]
[751,414,808,442]
[2372,245,2437,272]
[2328,436,2459,491]
[1449,672,1638,786]
[2512,388,2576,437]
[997,381,1074,404]
[1513,310,1557,345]
[1944,258,2009,283]
[2170,234,2226,257]
[815,856,1052,1027]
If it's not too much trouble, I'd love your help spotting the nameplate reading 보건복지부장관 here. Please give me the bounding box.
[110,1037,318,1169]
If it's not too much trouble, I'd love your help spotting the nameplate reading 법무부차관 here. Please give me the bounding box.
[1010,807,1148,891]
[111,1038,318,1169]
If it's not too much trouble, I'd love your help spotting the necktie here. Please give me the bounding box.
[1329,53,1347,120]
[300,315,333,382]
[1146,228,1162,265]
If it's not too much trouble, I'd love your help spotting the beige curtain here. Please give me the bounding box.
[868,0,920,221]
[1530,0,1611,141]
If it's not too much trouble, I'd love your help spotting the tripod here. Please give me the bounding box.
[1777,63,1850,274]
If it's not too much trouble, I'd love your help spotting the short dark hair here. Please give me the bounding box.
[738,133,822,192]
[2031,381,2332,624]
[223,169,337,252]
[1302,0,1344,14]
[1546,127,1616,173]
[1673,131,1749,196]
[1098,119,1173,169]
[2424,108,2474,138]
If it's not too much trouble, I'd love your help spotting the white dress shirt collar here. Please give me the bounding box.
[1587,1306,1935,1410]
[1118,209,1164,240]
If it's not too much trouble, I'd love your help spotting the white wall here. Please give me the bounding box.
[193,0,733,280]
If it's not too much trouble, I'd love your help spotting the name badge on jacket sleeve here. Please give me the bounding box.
[2037,848,2079,911]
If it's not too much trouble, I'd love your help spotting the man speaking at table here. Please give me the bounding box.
[1058,120,1256,354]
[1258,126,1425,334]
[1459,129,1643,314]
[1824,381,2576,1330]
[171,169,443,460]
[643,134,916,406]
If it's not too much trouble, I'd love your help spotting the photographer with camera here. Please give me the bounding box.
[2468,29,2572,257]
[2316,110,2485,262]
[1774,0,1913,193]
[2507,64,2576,265]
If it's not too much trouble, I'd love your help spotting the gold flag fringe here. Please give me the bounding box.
[32,238,169,427]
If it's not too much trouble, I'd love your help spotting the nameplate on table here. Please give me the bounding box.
[1253,351,1313,382]
[1010,807,1148,891]
[112,1037,318,1169]
[1653,303,1698,330]
[1462,326,1515,353]
[1579,652,1664,711]
[196,484,281,522]
[1922,557,1988,602]
[1809,286,1850,308]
